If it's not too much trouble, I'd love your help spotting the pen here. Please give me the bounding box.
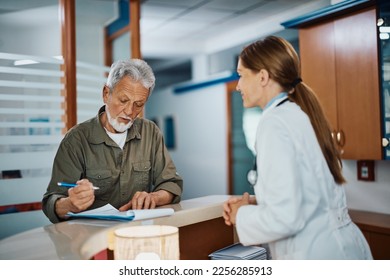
[57,182,99,190]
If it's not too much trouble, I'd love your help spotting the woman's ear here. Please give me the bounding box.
[259,69,270,86]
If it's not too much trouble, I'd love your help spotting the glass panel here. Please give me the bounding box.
[378,1,390,159]
[75,0,117,123]
[0,53,63,200]
[113,31,131,62]
[0,0,61,238]
[0,1,60,57]
[76,61,110,123]
[0,0,62,181]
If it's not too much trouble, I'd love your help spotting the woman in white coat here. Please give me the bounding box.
[223,36,372,260]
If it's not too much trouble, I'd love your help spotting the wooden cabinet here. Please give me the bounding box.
[299,7,382,160]
[349,209,390,260]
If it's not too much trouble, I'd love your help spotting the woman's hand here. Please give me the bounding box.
[223,192,250,226]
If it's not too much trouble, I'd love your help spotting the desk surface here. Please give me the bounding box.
[0,195,230,260]
[349,209,390,235]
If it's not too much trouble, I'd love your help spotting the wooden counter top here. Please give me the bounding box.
[0,195,232,260]
[349,209,390,235]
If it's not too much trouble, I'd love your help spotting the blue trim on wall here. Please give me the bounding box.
[173,72,239,94]
[281,0,371,28]
[106,0,129,36]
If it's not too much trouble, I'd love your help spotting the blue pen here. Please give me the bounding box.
[57,182,99,190]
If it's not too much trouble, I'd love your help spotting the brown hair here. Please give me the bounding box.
[240,36,345,184]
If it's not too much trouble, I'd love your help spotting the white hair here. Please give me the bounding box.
[106,59,155,94]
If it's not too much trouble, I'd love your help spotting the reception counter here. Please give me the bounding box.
[0,195,235,260]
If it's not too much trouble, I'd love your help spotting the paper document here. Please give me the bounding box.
[66,204,174,221]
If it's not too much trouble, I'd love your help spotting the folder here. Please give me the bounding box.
[66,203,174,221]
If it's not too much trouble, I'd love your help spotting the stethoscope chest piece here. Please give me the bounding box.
[247,169,257,187]
[247,158,257,187]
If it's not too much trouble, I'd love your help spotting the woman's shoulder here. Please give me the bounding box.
[259,103,311,134]
[271,102,310,124]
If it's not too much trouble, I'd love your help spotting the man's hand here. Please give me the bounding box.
[222,192,251,226]
[55,179,95,218]
[119,190,174,211]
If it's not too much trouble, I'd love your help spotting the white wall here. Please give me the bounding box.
[343,160,390,214]
[146,84,228,200]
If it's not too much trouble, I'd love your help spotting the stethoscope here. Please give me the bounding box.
[247,159,257,187]
[246,97,289,187]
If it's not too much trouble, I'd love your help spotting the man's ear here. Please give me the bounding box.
[102,85,110,103]
[259,69,270,86]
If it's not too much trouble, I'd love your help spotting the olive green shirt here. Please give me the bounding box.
[42,106,183,223]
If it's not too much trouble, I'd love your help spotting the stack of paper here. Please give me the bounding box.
[66,204,174,221]
[209,243,268,260]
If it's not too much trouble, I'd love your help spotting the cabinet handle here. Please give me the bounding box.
[331,130,336,140]
[383,138,390,148]
[337,130,345,147]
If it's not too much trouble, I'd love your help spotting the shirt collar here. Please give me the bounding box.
[263,92,288,111]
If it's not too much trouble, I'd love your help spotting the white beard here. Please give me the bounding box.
[105,104,133,133]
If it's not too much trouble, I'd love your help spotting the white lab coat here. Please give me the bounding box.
[236,98,373,259]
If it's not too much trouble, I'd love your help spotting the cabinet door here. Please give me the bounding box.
[367,231,390,260]
[334,8,382,159]
[299,22,338,132]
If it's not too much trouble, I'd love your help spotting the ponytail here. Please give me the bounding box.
[289,82,346,184]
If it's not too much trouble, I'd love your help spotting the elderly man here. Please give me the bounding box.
[42,59,183,223]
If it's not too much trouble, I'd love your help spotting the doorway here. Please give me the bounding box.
[226,81,261,195]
